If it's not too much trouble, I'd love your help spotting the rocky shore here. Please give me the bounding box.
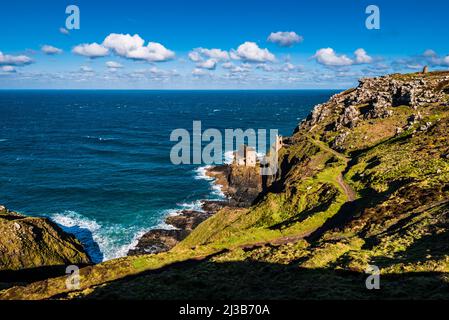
[128,163,262,256]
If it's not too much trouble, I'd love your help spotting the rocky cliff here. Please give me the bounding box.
[1,71,449,300]
[205,164,263,207]
[0,205,91,288]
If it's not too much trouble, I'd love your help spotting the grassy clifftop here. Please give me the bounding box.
[2,71,449,300]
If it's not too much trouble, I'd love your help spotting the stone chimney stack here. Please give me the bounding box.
[422,66,429,74]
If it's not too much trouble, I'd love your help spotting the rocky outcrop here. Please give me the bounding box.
[0,205,91,271]
[300,72,449,134]
[205,164,263,207]
[127,229,190,255]
[165,210,210,231]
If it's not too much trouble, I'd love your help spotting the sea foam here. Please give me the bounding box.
[50,210,149,262]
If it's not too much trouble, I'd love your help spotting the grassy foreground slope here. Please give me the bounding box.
[1,71,449,299]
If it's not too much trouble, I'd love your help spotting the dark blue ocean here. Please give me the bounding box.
[0,90,335,262]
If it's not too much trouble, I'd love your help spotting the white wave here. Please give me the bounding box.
[194,165,214,181]
[162,199,205,221]
[50,210,149,262]
[178,200,204,211]
[112,229,148,259]
[0,139,7,142]
[211,183,225,198]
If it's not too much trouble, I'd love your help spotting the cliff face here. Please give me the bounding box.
[2,71,449,300]
[206,164,263,207]
[0,206,91,272]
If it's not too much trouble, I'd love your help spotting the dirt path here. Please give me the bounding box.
[306,135,357,202]
[336,173,357,202]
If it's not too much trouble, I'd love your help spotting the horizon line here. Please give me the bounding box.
[0,88,343,91]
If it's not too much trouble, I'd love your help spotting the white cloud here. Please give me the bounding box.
[192,68,209,76]
[198,48,229,61]
[72,43,109,58]
[1,65,16,73]
[418,50,449,67]
[131,67,179,78]
[102,33,175,62]
[281,62,303,72]
[256,63,274,72]
[230,51,240,60]
[0,51,33,66]
[222,62,234,69]
[443,56,449,66]
[105,61,123,69]
[188,51,202,62]
[406,64,423,70]
[423,49,437,57]
[59,27,69,35]
[233,42,275,62]
[188,47,230,69]
[42,45,63,55]
[126,42,175,62]
[229,65,250,73]
[354,48,373,64]
[80,66,94,72]
[313,48,353,66]
[103,33,144,56]
[196,59,217,70]
[267,31,303,47]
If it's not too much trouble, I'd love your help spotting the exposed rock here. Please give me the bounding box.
[331,131,350,151]
[340,105,360,128]
[200,200,228,214]
[205,164,262,207]
[419,121,433,131]
[395,127,403,135]
[0,206,91,271]
[127,229,190,256]
[298,72,449,137]
[408,112,423,125]
[165,210,210,231]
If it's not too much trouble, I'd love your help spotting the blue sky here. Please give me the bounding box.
[0,0,448,89]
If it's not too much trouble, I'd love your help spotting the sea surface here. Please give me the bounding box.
[0,90,336,262]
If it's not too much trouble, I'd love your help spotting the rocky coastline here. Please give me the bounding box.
[128,163,263,256]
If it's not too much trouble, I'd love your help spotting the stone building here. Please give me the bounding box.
[235,145,257,167]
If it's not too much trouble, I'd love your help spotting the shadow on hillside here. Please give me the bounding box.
[372,217,449,268]
[307,179,413,242]
[78,259,449,300]
[0,263,91,291]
